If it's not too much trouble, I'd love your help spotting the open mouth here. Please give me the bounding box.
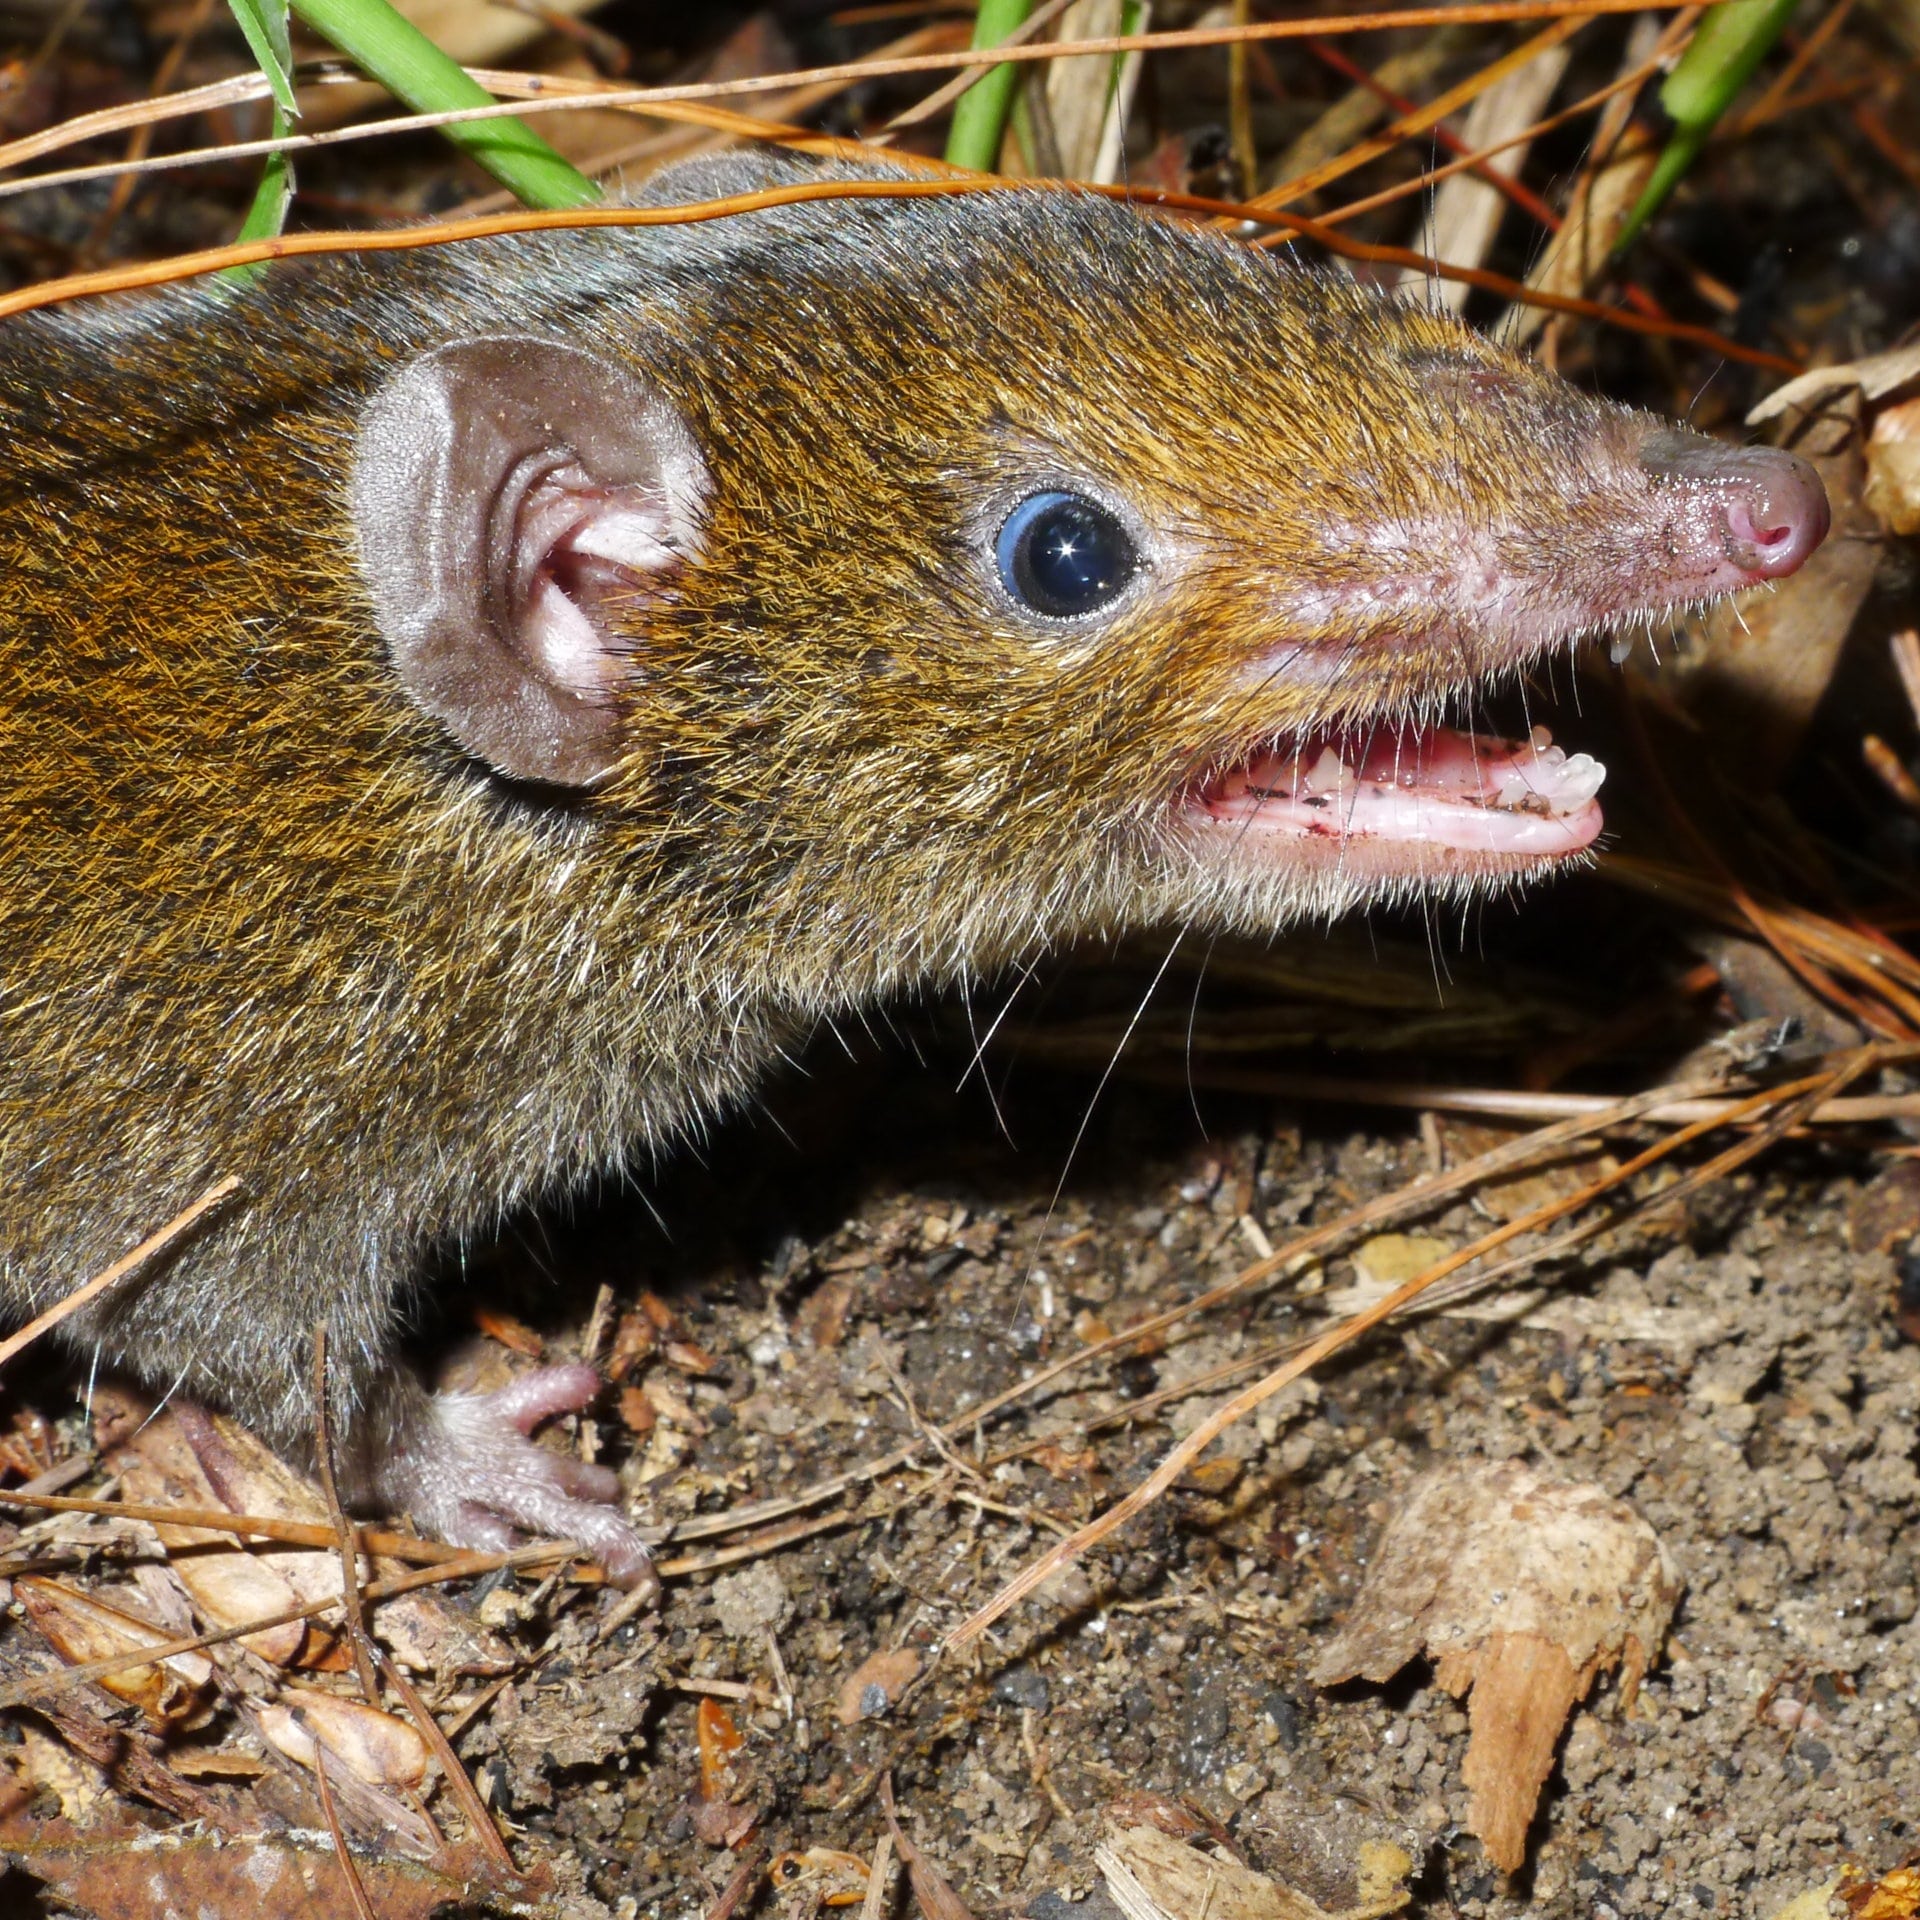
[1194,722,1606,869]
[1166,427,1831,885]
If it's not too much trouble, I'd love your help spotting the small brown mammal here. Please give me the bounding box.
[0,155,1828,1586]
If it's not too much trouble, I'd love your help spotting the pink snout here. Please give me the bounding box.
[1638,429,1831,586]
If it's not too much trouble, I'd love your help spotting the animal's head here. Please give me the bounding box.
[351,169,1828,988]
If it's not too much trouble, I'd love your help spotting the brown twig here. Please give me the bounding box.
[311,1325,381,1708]
[885,0,1080,128]
[653,1507,866,1579]
[1733,0,1860,135]
[312,1748,380,1920]
[1605,851,1920,1032]
[374,1645,522,1882]
[0,68,785,177]
[452,25,969,215]
[702,1845,766,1920]
[0,0,1706,203]
[1229,0,1258,194]
[0,1488,477,1562]
[1301,31,1668,324]
[1316,39,1667,226]
[0,1177,243,1373]
[1258,17,1587,211]
[1014,1061,1920,1128]
[0,168,1803,372]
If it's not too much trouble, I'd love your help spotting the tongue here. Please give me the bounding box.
[1206,726,1606,856]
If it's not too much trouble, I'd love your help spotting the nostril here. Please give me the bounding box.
[1729,499,1795,552]
[1717,453,1831,580]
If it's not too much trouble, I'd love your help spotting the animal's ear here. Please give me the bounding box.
[352,335,709,788]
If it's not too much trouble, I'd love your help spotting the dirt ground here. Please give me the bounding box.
[301,963,1918,1920]
[1,914,1917,1918]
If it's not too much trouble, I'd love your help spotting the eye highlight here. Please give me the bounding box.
[995,492,1137,620]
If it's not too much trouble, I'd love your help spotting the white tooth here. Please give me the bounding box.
[1497,769,1532,806]
[1551,753,1606,807]
[1610,633,1635,665]
[1304,747,1350,793]
[1535,744,1568,771]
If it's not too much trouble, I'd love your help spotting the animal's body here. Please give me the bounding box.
[0,156,1828,1582]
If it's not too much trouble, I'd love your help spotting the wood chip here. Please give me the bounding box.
[1311,1458,1680,1874]
[835,1647,922,1726]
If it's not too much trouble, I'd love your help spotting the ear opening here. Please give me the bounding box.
[352,335,709,789]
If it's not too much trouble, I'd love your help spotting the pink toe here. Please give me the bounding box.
[547,1455,622,1505]
[449,1505,518,1554]
[591,1532,661,1596]
[485,1362,604,1434]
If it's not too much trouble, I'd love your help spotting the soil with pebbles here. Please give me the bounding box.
[437,1008,1919,1920]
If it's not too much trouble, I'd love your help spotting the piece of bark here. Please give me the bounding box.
[1312,1458,1680,1874]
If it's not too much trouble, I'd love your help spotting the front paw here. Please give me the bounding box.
[379,1364,658,1594]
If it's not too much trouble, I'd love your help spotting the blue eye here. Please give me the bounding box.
[995,491,1137,620]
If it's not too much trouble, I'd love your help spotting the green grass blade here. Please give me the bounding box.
[290,0,599,209]
[227,0,298,115]
[235,105,297,243]
[1614,0,1802,253]
[946,0,1032,171]
[223,0,294,276]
